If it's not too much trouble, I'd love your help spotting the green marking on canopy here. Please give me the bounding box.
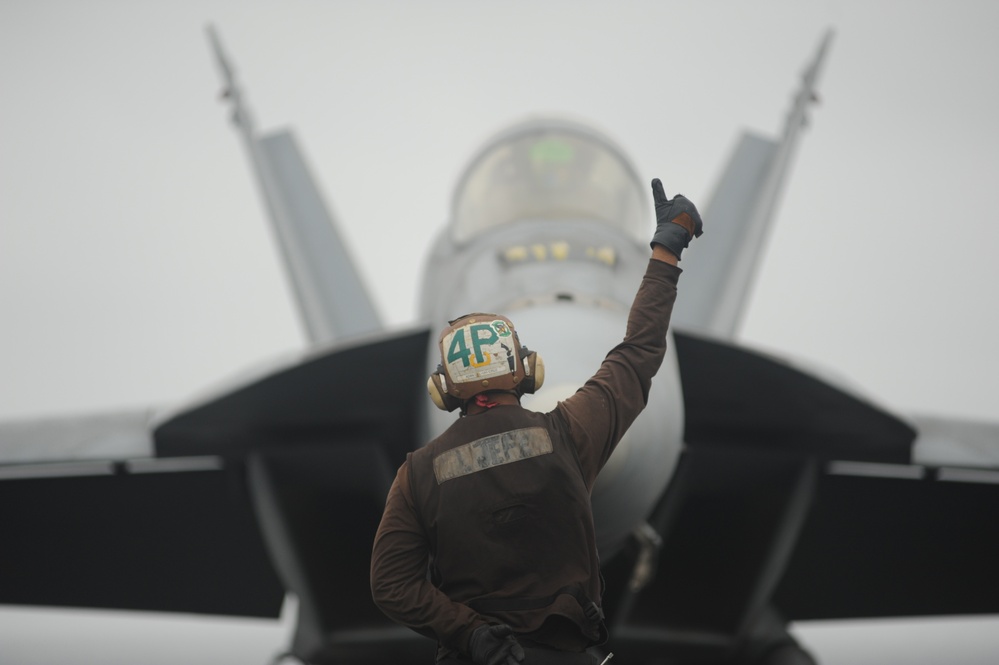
[530,138,574,164]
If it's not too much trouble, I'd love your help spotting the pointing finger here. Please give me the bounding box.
[651,178,668,206]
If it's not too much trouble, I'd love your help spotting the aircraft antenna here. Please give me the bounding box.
[673,29,834,338]
[204,25,384,345]
[207,24,256,139]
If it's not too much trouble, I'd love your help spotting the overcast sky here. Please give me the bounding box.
[2,1,998,663]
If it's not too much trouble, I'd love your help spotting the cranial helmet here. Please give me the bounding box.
[427,313,545,412]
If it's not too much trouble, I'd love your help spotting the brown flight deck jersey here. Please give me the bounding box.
[370,259,680,657]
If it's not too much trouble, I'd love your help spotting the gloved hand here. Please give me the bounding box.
[469,624,525,665]
[650,178,703,259]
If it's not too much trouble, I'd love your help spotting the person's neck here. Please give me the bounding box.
[464,391,520,415]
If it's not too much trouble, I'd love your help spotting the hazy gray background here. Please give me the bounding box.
[1,0,997,663]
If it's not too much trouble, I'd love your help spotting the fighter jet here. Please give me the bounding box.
[2,27,997,665]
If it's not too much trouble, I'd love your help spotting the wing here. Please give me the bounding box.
[0,409,154,467]
[597,332,999,662]
[910,414,999,469]
[0,328,434,661]
[775,412,999,622]
[0,409,285,617]
[156,326,434,662]
[0,410,280,616]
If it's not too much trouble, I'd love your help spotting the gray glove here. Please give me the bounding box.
[469,624,525,665]
[650,178,703,259]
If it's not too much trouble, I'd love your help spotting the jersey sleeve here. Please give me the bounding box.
[370,459,488,653]
[555,259,681,487]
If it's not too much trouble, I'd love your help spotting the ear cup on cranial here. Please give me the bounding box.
[427,372,463,412]
[519,350,545,394]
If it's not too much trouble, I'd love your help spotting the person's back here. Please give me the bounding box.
[409,404,603,653]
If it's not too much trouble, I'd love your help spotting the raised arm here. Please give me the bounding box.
[556,179,703,484]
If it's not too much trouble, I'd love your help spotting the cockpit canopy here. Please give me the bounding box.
[450,119,649,245]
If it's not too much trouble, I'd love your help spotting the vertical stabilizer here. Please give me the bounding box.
[207,26,382,346]
[672,30,833,338]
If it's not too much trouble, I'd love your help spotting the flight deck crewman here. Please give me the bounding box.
[370,179,703,665]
